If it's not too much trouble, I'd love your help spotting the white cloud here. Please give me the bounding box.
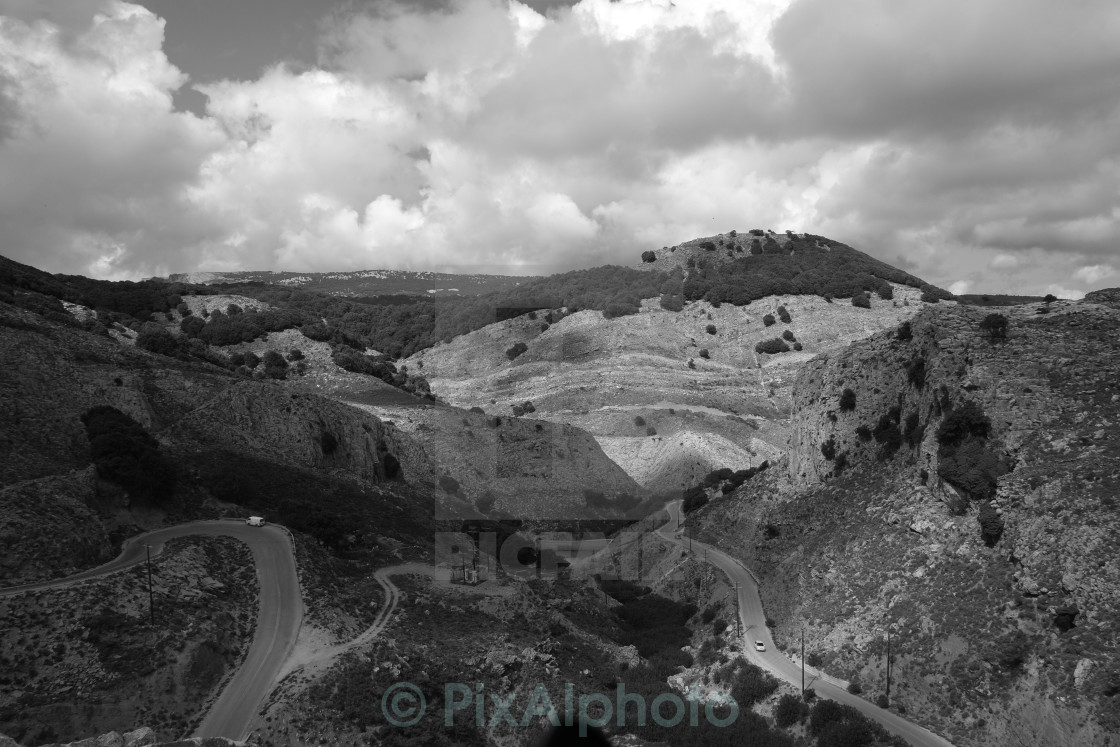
[1073,264,1116,284]
[948,280,972,296]
[1044,284,1086,301]
[1,0,1119,298]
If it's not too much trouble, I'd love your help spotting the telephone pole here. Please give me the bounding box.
[885,626,892,707]
[801,627,805,696]
[734,582,741,638]
[144,545,154,624]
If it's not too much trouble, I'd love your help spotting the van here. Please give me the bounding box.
[246,516,266,527]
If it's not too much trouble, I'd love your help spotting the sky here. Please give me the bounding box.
[1,0,1119,298]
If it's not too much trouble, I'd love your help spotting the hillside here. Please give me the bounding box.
[411,282,945,492]
[690,296,1120,746]
[166,268,539,297]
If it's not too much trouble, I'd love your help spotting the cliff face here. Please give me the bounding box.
[695,297,1120,746]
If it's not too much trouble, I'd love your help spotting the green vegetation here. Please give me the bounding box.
[777,305,791,323]
[755,338,790,354]
[895,320,912,341]
[80,405,176,504]
[936,399,1007,504]
[641,250,657,263]
[839,388,857,411]
[851,292,871,309]
[979,313,1009,340]
[977,501,1004,546]
[781,329,795,342]
[505,342,528,360]
[706,323,717,335]
[763,314,776,327]
[660,293,684,311]
[511,401,536,416]
[774,693,809,727]
[699,348,710,359]
[905,356,926,389]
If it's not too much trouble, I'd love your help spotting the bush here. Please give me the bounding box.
[763,314,776,327]
[905,356,926,389]
[777,305,791,323]
[873,413,903,459]
[834,452,848,474]
[821,437,837,461]
[847,680,862,694]
[80,405,175,503]
[634,415,646,427]
[244,351,260,369]
[939,439,1007,500]
[505,342,528,360]
[641,250,657,263]
[782,329,795,342]
[180,316,205,337]
[262,349,289,379]
[659,293,684,312]
[603,300,640,319]
[699,348,710,359]
[921,289,941,303]
[937,400,991,447]
[793,342,803,350]
[839,388,856,411]
[646,426,657,436]
[855,425,872,441]
[896,321,912,341]
[755,338,790,355]
[706,324,717,335]
[851,292,871,309]
[136,326,180,357]
[980,313,1009,340]
[287,348,305,361]
[320,432,338,455]
[511,401,536,417]
[775,693,808,727]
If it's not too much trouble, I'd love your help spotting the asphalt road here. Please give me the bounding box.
[0,520,302,742]
[659,501,955,747]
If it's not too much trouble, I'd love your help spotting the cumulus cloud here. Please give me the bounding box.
[1,0,1119,295]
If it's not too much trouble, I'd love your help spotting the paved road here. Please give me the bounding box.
[659,501,955,747]
[0,520,302,742]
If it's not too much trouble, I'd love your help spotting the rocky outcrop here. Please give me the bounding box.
[1083,287,1120,309]
[698,298,1120,746]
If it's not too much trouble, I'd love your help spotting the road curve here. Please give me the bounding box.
[0,520,302,742]
[659,501,955,747]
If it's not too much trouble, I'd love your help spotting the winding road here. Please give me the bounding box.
[1,507,955,746]
[0,520,302,742]
[657,501,956,747]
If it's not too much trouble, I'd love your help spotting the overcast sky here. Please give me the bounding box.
[1,0,1118,297]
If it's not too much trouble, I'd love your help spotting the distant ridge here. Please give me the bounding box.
[166,268,539,297]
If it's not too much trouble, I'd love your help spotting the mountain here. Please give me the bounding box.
[689,296,1120,746]
[166,268,540,297]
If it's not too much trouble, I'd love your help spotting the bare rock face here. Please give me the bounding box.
[1083,287,1120,309]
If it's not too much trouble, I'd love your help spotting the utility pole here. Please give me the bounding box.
[801,627,805,696]
[885,626,891,708]
[734,582,741,638]
[145,545,154,624]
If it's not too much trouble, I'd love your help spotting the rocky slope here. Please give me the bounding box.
[692,296,1120,746]
[410,284,938,492]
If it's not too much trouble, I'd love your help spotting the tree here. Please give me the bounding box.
[287,348,305,361]
[659,293,684,312]
[261,350,289,379]
[244,351,261,370]
[979,313,1009,340]
[80,405,175,503]
[839,388,856,411]
[896,321,912,341]
[851,292,871,309]
[699,348,710,359]
[641,250,657,263]
[755,338,790,354]
[1044,293,1057,304]
[706,324,717,335]
[763,314,776,327]
[977,501,1004,546]
[136,326,180,357]
[777,305,791,323]
[634,415,646,427]
[782,329,795,342]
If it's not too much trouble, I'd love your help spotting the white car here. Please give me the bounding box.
[246,516,266,527]
[754,641,766,652]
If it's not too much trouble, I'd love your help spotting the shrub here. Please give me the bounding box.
[80,405,175,503]
[782,329,795,342]
[855,425,872,441]
[262,349,289,379]
[879,285,894,300]
[1054,604,1079,632]
[699,348,710,359]
[834,452,848,474]
[991,630,1032,668]
[821,437,837,461]
[511,401,536,416]
[634,415,646,427]
[179,315,206,338]
[320,432,338,455]
[1044,293,1057,304]
[287,348,305,361]
[905,356,926,389]
[980,313,1009,340]
[136,326,180,357]
[851,292,871,309]
[937,400,991,446]
[763,314,776,327]
[846,680,862,694]
[244,351,260,369]
[775,693,808,727]
[896,320,912,341]
[793,342,803,350]
[755,338,790,354]
[706,324,717,335]
[777,305,791,323]
[873,413,903,459]
[438,475,460,494]
[659,293,684,312]
[939,439,1007,500]
[505,342,528,360]
[226,303,242,315]
[603,300,640,318]
[641,250,657,263]
[839,388,856,411]
[646,426,657,436]
[921,289,941,303]
[903,411,924,448]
